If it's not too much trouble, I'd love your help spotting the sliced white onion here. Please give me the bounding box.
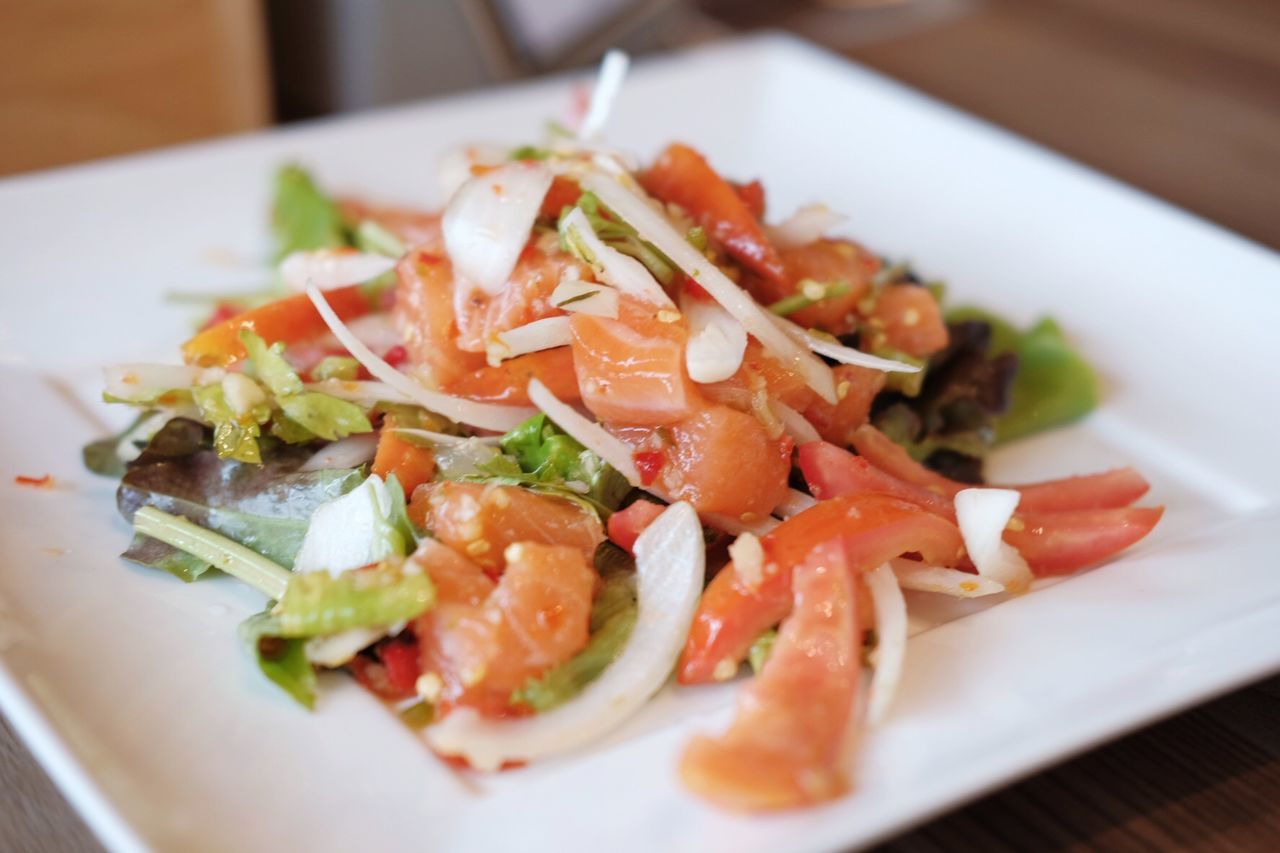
[865,562,908,725]
[293,475,404,577]
[279,249,398,292]
[681,291,746,384]
[390,428,501,447]
[343,313,406,355]
[431,437,506,480]
[581,172,838,404]
[299,433,380,472]
[305,379,412,408]
[425,501,703,769]
[768,399,821,445]
[550,278,620,318]
[104,363,224,403]
[307,285,535,432]
[443,161,553,296]
[306,627,387,667]
[770,314,922,374]
[527,378,640,485]
[560,208,675,308]
[774,489,817,520]
[115,410,176,463]
[954,488,1034,594]
[486,316,574,366]
[889,558,1005,598]
[436,142,510,208]
[579,49,630,140]
[765,204,847,250]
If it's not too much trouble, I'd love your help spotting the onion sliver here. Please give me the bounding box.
[560,208,674,307]
[865,562,908,725]
[581,172,837,404]
[390,428,501,447]
[306,285,534,432]
[527,378,640,485]
[765,204,847,250]
[424,501,704,770]
[104,363,223,403]
[770,314,922,374]
[954,488,1034,594]
[550,279,620,318]
[774,489,817,520]
[768,399,820,445]
[279,250,397,292]
[889,558,1005,598]
[443,161,553,296]
[579,49,630,140]
[487,316,574,366]
[299,433,379,472]
[682,292,746,383]
[305,379,412,408]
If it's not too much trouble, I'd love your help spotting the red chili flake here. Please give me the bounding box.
[383,344,408,368]
[683,277,714,302]
[633,451,666,486]
[416,251,444,265]
[377,638,422,696]
[14,474,54,489]
[200,302,243,331]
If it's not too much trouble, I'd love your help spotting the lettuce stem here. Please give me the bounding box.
[133,506,291,599]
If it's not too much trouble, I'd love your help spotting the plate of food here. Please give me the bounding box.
[1,34,1278,853]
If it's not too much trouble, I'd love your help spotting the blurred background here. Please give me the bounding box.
[2,0,1277,248]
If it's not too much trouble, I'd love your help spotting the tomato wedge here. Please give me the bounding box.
[680,540,862,809]
[678,493,963,684]
[799,439,1163,577]
[1006,507,1165,576]
[640,143,786,283]
[182,284,374,367]
[850,425,1151,511]
[606,499,666,554]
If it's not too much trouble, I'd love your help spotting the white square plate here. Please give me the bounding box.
[1,35,1278,853]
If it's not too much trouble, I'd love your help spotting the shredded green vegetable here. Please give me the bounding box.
[273,560,435,638]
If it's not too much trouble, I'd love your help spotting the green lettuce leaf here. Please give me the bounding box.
[274,560,436,638]
[118,419,364,581]
[498,414,632,512]
[273,165,350,260]
[241,611,317,709]
[82,410,158,478]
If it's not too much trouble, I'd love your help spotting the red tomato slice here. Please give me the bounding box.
[678,493,963,684]
[681,538,862,810]
[607,499,666,554]
[801,438,1163,577]
[851,425,1151,511]
[640,143,786,284]
[1005,507,1164,576]
[730,179,766,220]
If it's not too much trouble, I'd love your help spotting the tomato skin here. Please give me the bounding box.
[731,179,766,220]
[444,348,581,405]
[799,441,953,517]
[607,499,666,554]
[1005,507,1164,575]
[868,285,949,358]
[378,638,423,696]
[540,175,582,218]
[802,438,1163,577]
[851,426,1152,512]
[182,284,374,367]
[678,493,964,684]
[680,540,861,809]
[640,143,786,283]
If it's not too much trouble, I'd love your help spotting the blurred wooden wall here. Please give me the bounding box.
[0,0,270,176]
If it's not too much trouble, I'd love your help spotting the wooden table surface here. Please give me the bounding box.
[2,0,1278,850]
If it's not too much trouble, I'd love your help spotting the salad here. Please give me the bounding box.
[85,52,1162,811]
